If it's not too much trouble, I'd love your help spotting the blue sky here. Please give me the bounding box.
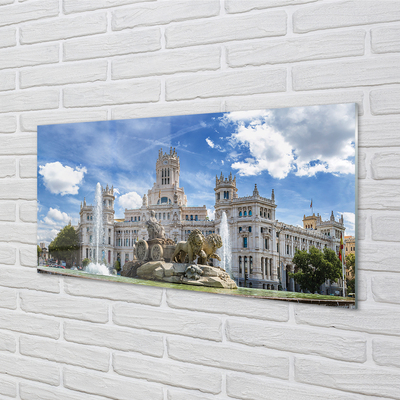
[37,103,356,245]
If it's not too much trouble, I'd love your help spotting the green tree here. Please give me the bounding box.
[48,224,79,268]
[82,258,90,268]
[346,253,356,294]
[289,246,342,294]
[37,245,42,264]
[114,260,121,272]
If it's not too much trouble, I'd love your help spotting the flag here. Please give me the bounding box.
[339,234,344,262]
[310,199,312,208]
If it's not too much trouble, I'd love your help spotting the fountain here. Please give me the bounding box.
[218,211,232,278]
[85,183,110,276]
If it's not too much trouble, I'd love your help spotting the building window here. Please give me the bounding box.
[249,256,253,274]
[138,216,140,221]
[249,210,252,216]
[186,215,189,220]
[87,215,89,220]
[108,237,111,245]
[287,244,290,255]
[243,237,248,248]
[168,213,170,220]
[265,238,268,249]
[248,226,252,232]
[190,215,193,221]
[239,227,242,233]
[239,211,242,217]
[239,256,242,273]
[195,215,198,221]
[260,210,262,216]
[163,213,166,220]
[244,211,247,216]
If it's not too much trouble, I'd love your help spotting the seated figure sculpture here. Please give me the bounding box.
[146,210,165,240]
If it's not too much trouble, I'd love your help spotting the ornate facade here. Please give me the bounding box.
[77,148,346,294]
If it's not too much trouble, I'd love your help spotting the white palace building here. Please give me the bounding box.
[77,148,346,293]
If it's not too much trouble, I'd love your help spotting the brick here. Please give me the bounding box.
[20,382,113,400]
[295,303,400,336]
[166,68,286,100]
[0,375,16,399]
[227,30,365,67]
[358,241,400,272]
[359,116,400,146]
[21,109,108,132]
[295,356,400,399]
[167,290,289,321]
[356,273,366,302]
[371,213,400,241]
[226,319,366,363]
[226,372,361,400]
[64,367,163,400]
[370,87,400,115]
[226,0,317,13]
[0,330,16,353]
[20,244,38,267]
[0,309,59,338]
[0,201,16,221]
[372,25,400,54]
[20,335,110,372]
[0,266,60,292]
[372,275,400,304]
[64,320,164,357]
[20,291,109,323]
[113,352,222,394]
[64,79,160,108]
[167,389,220,400]
[113,303,222,341]
[64,28,160,61]
[0,0,59,28]
[19,201,37,222]
[293,0,400,33]
[371,152,400,179]
[359,181,400,210]
[373,338,400,369]
[293,57,400,91]
[0,353,59,386]
[112,47,220,79]
[0,27,16,48]
[0,90,59,113]
[112,0,219,30]
[0,0,13,5]
[225,91,364,115]
[0,286,17,309]
[0,158,15,177]
[64,277,163,306]
[166,10,287,48]
[358,151,366,179]
[0,244,16,265]
[0,222,36,244]
[0,115,17,133]
[0,43,59,70]
[64,0,156,14]
[111,99,221,120]
[0,180,36,200]
[0,70,15,91]
[20,60,108,89]
[19,157,37,178]
[20,12,107,44]
[167,336,289,379]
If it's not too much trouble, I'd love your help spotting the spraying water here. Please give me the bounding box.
[85,183,110,276]
[218,211,232,277]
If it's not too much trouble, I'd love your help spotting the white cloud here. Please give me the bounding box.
[207,207,215,220]
[43,207,71,226]
[230,123,294,179]
[206,138,215,148]
[39,162,87,195]
[118,191,142,210]
[222,104,356,179]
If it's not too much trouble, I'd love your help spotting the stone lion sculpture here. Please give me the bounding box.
[172,229,223,265]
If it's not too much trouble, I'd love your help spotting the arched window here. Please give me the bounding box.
[239,211,242,217]
[195,215,198,221]
[243,237,248,248]
[190,215,193,221]
[248,226,252,232]
[239,227,242,233]
[239,256,242,273]
[250,256,253,273]
[249,210,252,216]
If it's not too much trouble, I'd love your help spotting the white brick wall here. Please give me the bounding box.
[0,0,399,398]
